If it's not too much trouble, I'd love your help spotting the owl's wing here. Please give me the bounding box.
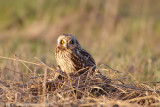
[78,49,96,67]
[71,51,84,71]
[70,48,96,71]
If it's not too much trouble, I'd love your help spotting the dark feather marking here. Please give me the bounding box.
[78,49,96,66]
[71,52,83,71]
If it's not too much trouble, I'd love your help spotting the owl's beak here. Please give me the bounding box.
[66,44,69,49]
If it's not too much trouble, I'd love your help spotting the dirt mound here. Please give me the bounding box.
[0,65,160,107]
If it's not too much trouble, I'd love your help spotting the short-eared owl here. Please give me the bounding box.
[55,34,96,74]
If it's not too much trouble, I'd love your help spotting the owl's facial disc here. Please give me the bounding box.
[57,34,78,50]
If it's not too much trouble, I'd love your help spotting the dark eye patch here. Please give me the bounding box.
[60,40,65,44]
[70,40,74,44]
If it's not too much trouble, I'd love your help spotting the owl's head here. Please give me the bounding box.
[57,34,80,50]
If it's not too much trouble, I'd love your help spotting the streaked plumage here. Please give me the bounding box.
[55,34,96,74]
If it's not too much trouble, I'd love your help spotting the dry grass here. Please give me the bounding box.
[0,56,160,107]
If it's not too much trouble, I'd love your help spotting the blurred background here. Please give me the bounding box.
[0,0,160,82]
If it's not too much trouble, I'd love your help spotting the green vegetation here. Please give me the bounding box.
[0,0,160,82]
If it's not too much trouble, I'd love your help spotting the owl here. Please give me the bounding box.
[55,34,96,74]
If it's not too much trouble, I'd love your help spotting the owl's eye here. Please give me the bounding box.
[61,40,65,44]
[70,40,74,44]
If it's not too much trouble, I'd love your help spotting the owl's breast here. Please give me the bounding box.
[56,49,77,73]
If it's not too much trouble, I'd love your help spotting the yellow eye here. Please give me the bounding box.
[70,40,74,44]
[61,40,65,44]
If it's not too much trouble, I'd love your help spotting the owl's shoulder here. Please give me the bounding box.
[75,48,96,66]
